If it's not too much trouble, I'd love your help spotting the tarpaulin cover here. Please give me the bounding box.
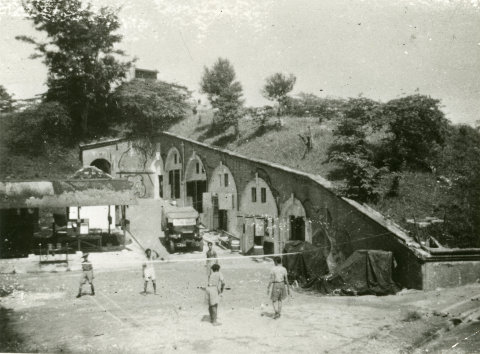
[282,241,329,285]
[312,250,398,296]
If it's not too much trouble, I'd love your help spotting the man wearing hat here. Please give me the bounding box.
[77,253,94,298]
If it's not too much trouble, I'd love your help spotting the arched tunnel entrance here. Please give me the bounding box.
[90,159,111,175]
[185,154,207,213]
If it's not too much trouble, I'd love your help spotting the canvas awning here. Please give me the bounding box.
[0,179,137,209]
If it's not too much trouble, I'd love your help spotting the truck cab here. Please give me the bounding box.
[162,206,203,253]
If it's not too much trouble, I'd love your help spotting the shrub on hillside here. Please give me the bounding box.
[2,102,72,156]
[327,117,386,203]
[382,95,449,171]
[438,125,480,247]
[342,97,383,125]
[284,93,344,121]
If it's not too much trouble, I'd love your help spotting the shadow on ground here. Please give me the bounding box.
[0,307,24,352]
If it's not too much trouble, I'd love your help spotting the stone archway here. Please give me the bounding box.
[164,147,182,200]
[185,153,207,212]
[206,163,238,233]
[90,158,111,175]
[149,154,164,200]
[280,194,311,243]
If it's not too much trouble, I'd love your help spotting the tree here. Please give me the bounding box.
[382,95,449,171]
[200,58,243,135]
[327,115,386,203]
[0,85,14,113]
[17,0,132,139]
[437,125,480,247]
[110,79,190,138]
[3,101,72,156]
[342,97,383,126]
[262,73,296,120]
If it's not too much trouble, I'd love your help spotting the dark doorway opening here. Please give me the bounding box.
[218,210,228,231]
[290,216,305,241]
[0,208,38,258]
[168,169,181,199]
[186,180,207,213]
[263,241,274,254]
[90,159,111,174]
[158,175,163,198]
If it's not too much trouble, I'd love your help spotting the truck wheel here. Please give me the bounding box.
[169,240,176,253]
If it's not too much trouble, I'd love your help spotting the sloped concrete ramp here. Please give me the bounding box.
[127,198,166,256]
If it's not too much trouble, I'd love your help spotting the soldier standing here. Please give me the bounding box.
[267,256,291,319]
[77,253,94,298]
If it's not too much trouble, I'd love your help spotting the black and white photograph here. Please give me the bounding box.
[1,0,479,352]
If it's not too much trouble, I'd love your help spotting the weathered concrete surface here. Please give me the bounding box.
[422,261,480,290]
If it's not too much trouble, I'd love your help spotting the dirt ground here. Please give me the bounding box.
[1,243,480,353]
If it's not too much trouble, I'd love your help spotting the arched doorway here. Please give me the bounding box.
[185,153,207,212]
[90,159,111,175]
[164,147,182,200]
[150,156,164,200]
[239,175,278,254]
[207,163,237,233]
[280,194,309,242]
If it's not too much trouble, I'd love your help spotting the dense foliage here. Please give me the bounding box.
[110,79,190,138]
[327,116,386,202]
[382,95,449,171]
[200,58,243,134]
[17,0,132,139]
[284,93,343,121]
[1,101,72,156]
[436,125,480,247]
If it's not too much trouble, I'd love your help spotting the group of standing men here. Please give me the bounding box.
[204,241,291,325]
[76,241,292,326]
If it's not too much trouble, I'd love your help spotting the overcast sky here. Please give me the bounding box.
[0,0,479,124]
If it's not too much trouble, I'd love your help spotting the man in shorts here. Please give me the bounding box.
[206,263,225,326]
[205,242,218,278]
[143,248,159,295]
[267,256,290,319]
[77,253,94,298]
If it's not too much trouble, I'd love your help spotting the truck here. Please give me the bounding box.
[162,205,203,253]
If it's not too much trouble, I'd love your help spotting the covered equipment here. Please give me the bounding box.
[282,241,329,285]
[314,250,398,296]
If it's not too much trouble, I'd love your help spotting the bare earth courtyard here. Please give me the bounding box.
[1,243,480,354]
